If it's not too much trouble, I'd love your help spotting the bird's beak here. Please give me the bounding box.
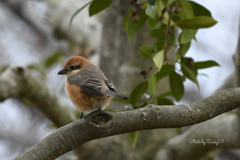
[58,69,69,75]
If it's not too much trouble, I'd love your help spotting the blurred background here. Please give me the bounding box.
[0,0,239,159]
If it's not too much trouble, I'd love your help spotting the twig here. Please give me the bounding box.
[163,4,174,62]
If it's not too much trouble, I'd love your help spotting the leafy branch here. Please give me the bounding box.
[69,0,220,147]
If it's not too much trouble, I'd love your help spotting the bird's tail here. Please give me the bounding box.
[103,90,130,100]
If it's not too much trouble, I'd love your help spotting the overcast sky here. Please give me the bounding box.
[183,0,240,100]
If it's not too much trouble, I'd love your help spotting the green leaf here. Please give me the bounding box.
[190,1,211,17]
[139,45,152,58]
[157,0,164,16]
[179,0,194,19]
[128,131,140,148]
[169,70,184,102]
[191,63,198,76]
[130,81,148,105]
[157,97,174,105]
[44,51,63,68]
[153,50,164,71]
[162,0,168,5]
[176,41,191,60]
[148,0,156,5]
[156,64,170,81]
[179,74,186,82]
[152,43,158,52]
[112,98,132,104]
[148,18,159,29]
[171,13,181,22]
[148,72,157,96]
[89,0,112,17]
[154,41,165,50]
[180,41,191,55]
[146,3,157,18]
[123,7,134,30]
[181,57,198,75]
[70,1,92,26]
[156,0,174,25]
[159,91,172,97]
[181,63,199,87]
[175,16,217,29]
[150,28,165,38]
[179,29,197,44]
[127,11,148,41]
[195,60,220,69]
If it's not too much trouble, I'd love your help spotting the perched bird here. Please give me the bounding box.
[58,56,129,118]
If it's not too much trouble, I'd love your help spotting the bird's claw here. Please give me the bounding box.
[79,112,86,119]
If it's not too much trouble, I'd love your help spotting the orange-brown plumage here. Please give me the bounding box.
[66,80,112,111]
[58,56,129,118]
[63,56,91,71]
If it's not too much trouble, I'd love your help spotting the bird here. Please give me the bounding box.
[58,56,129,118]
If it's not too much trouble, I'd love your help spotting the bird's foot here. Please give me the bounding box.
[80,108,102,119]
[79,112,86,119]
[87,107,102,117]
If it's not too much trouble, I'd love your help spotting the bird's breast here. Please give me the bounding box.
[66,80,111,111]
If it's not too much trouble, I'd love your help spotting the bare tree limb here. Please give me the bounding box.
[0,66,75,127]
[44,0,102,48]
[2,0,49,46]
[15,87,240,160]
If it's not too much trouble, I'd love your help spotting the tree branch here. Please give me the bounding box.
[15,88,240,160]
[0,66,75,127]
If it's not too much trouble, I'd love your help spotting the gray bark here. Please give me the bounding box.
[0,66,75,127]
[14,87,240,160]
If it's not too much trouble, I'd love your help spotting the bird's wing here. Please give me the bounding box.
[69,72,129,99]
[103,80,130,100]
[80,79,129,100]
[105,80,117,92]
[80,79,105,97]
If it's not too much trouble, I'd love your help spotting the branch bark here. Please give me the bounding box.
[15,87,240,160]
[0,66,75,127]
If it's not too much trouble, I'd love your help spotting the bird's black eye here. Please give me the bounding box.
[70,66,75,70]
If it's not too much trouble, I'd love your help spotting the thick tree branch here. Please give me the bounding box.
[0,66,75,127]
[2,0,49,45]
[44,0,102,47]
[15,87,240,160]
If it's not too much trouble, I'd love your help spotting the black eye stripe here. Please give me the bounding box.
[70,65,81,70]
[75,65,81,69]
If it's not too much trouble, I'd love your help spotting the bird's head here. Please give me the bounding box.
[58,56,91,78]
